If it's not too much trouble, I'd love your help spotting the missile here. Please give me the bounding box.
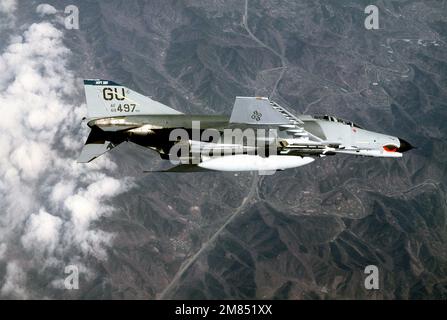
[197,155,314,171]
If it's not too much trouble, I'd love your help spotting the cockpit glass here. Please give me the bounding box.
[314,114,363,129]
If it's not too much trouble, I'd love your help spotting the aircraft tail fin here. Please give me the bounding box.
[77,126,123,163]
[83,79,183,119]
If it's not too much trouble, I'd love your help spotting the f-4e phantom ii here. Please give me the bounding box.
[78,79,414,172]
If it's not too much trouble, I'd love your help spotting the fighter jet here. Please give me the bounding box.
[78,79,414,172]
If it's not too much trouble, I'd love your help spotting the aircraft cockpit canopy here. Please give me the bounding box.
[314,115,363,129]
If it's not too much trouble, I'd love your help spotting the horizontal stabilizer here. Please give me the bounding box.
[77,142,115,163]
[77,126,122,163]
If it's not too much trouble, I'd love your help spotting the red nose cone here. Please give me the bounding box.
[383,145,398,152]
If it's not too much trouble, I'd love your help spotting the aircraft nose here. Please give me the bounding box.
[397,138,414,152]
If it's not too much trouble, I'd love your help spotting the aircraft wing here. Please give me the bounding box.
[229,97,324,143]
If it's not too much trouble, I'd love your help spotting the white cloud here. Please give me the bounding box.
[0,0,16,29]
[0,243,6,260]
[1,261,28,299]
[21,209,63,255]
[36,4,57,16]
[63,177,127,259]
[9,142,53,180]
[0,19,132,297]
[50,181,76,205]
[0,0,16,14]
